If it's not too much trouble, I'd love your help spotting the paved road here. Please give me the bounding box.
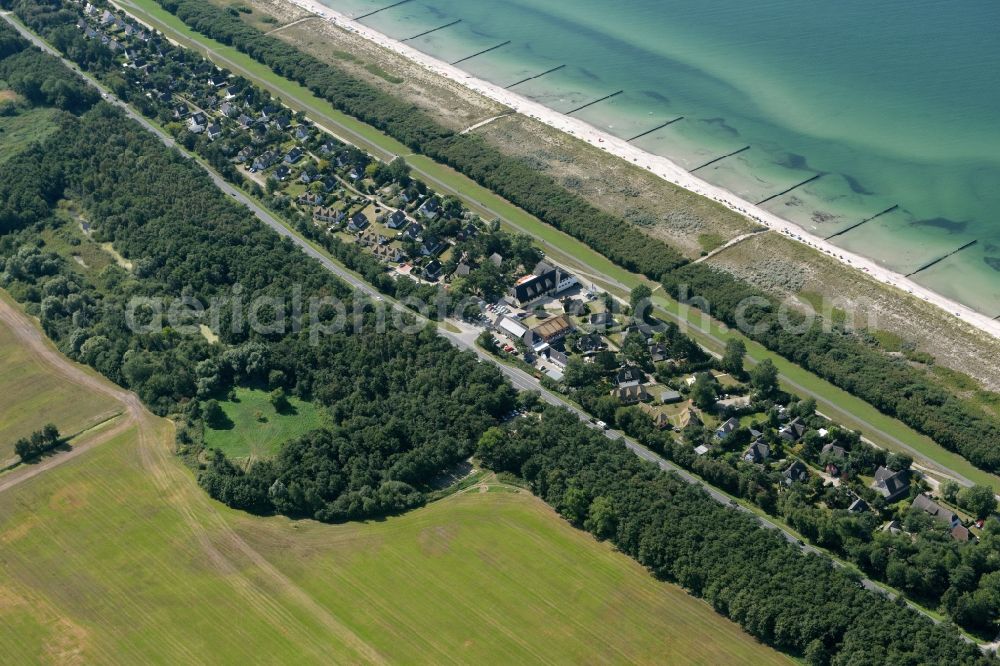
[108,0,982,490]
[2,11,947,631]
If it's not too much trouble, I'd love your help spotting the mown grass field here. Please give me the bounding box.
[0,287,789,663]
[0,294,120,462]
[204,386,326,460]
[0,420,790,663]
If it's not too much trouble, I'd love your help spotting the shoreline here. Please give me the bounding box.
[290,0,1000,340]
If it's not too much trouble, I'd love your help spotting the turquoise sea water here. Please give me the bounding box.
[321,0,1000,315]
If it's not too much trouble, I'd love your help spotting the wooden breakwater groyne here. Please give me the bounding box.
[452,40,511,65]
[824,205,899,240]
[354,0,413,21]
[757,173,822,205]
[627,116,684,142]
[505,64,566,89]
[690,145,750,172]
[402,20,462,43]
[566,90,623,115]
[906,240,978,277]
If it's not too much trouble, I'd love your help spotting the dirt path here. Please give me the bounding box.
[0,298,142,493]
[0,296,386,662]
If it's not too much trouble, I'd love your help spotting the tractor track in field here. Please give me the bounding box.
[0,296,386,662]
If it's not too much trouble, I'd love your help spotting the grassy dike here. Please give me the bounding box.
[114,0,1000,489]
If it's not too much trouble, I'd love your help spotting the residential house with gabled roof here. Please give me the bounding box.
[648,342,670,363]
[417,197,441,219]
[423,259,443,280]
[912,494,960,529]
[783,461,810,484]
[951,525,972,542]
[612,383,648,405]
[235,146,254,164]
[624,321,659,342]
[284,146,304,164]
[314,207,345,225]
[372,244,404,263]
[297,192,324,207]
[252,150,278,172]
[590,312,614,329]
[678,408,701,429]
[615,365,644,387]
[743,440,771,464]
[402,222,423,242]
[872,466,910,502]
[206,123,222,141]
[531,315,574,344]
[187,112,207,133]
[419,236,445,257]
[348,212,370,233]
[274,165,291,181]
[778,417,807,442]
[822,442,847,459]
[848,498,869,513]
[576,332,605,354]
[457,223,479,241]
[659,389,682,404]
[640,403,670,429]
[548,348,568,369]
[385,209,408,230]
[715,417,740,441]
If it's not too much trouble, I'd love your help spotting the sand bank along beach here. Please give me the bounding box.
[289,0,1000,340]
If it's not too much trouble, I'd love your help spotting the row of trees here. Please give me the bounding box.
[13,424,61,461]
[477,407,993,665]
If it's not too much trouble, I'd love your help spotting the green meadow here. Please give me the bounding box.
[203,387,327,460]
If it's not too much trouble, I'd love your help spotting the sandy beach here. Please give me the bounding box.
[290,0,1000,340]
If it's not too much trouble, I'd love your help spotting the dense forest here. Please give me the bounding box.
[479,407,993,665]
[134,0,1000,483]
[0,102,514,519]
[663,264,1000,473]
